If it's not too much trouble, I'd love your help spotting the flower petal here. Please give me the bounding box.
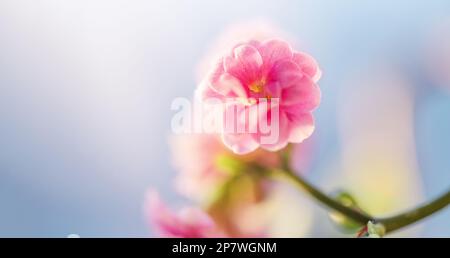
[222,132,259,154]
[269,60,303,88]
[259,111,290,151]
[224,44,263,84]
[287,113,315,143]
[281,77,321,110]
[211,73,248,98]
[293,52,322,82]
[265,81,282,98]
[146,190,217,238]
[259,39,293,72]
[219,101,260,154]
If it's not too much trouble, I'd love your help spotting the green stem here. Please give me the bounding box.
[273,166,450,234]
[378,189,450,233]
[270,168,373,225]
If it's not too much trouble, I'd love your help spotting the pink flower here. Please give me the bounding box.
[170,134,230,202]
[146,191,224,238]
[198,39,321,154]
[170,134,280,202]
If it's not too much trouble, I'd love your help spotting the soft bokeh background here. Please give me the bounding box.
[0,0,449,237]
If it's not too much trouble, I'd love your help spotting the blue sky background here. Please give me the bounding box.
[0,0,449,237]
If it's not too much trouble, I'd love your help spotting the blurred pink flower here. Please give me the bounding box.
[169,133,313,237]
[146,191,224,238]
[198,39,321,154]
[169,133,291,237]
[170,134,229,202]
[170,133,280,202]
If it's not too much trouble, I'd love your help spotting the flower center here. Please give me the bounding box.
[248,79,266,93]
[248,78,272,101]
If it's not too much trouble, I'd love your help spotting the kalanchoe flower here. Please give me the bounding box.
[198,39,321,154]
[170,134,280,203]
[146,191,224,238]
[169,134,314,237]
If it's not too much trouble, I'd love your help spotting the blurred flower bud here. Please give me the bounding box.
[328,190,366,232]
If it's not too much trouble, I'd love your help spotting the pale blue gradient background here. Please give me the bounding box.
[0,0,449,237]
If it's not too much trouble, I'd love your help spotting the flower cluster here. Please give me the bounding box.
[147,134,283,237]
[147,26,321,237]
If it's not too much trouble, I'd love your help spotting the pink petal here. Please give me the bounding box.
[281,77,321,110]
[249,100,289,151]
[146,190,217,238]
[220,101,260,154]
[293,52,322,82]
[221,132,259,154]
[287,113,315,143]
[258,39,293,72]
[265,81,282,99]
[178,207,216,230]
[208,58,225,85]
[258,111,290,151]
[146,191,181,237]
[224,44,263,84]
[204,57,248,99]
[269,60,303,88]
[211,73,248,98]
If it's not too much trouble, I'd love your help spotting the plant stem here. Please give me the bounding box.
[378,189,450,233]
[270,168,373,225]
[272,166,450,234]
